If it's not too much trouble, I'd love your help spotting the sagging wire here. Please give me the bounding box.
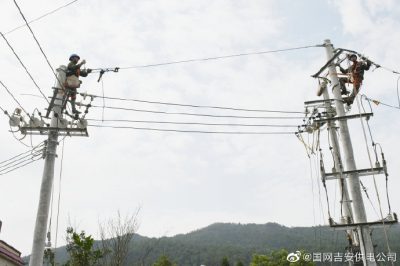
[87,118,300,128]
[355,95,393,259]
[359,180,380,219]
[87,93,306,114]
[117,44,324,70]
[318,148,332,221]
[0,141,45,166]
[54,138,65,251]
[5,0,79,35]
[0,143,45,175]
[375,143,393,215]
[0,32,49,104]
[0,80,31,119]
[12,0,65,91]
[91,105,305,120]
[359,95,379,163]
[88,124,297,135]
[362,94,400,110]
[360,96,393,213]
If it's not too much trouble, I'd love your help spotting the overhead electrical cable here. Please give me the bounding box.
[0,79,30,117]
[0,32,49,103]
[115,44,324,70]
[54,139,65,251]
[88,93,305,114]
[5,0,79,35]
[12,0,61,84]
[0,141,44,166]
[0,145,43,175]
[91,105,304,119]
[361,94,400,110]
[88,124,297,135]
[355,96,393,261]
[87,118,301,128]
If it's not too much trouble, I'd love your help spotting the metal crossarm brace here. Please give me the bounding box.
[315,113,373,123]
[324,167,385,180]
[20,126,88,137]
[330,213,398,230]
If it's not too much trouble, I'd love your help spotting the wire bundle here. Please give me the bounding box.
[0,141,45,175]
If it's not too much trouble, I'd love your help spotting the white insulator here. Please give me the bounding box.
[77,119,88,129]
[29,117,41,127]
[58,118,68,128]
[9,115,21,127]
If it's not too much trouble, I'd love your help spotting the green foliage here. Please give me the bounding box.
[236,261,244,266]
[46,223,400,265]
[250,249,315,266]
[63,227,103,266]
[221,256,230,266]
[152,255,176,266]
[43,248,55,266]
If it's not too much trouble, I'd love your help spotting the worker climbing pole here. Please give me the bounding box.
[337,54,372,105]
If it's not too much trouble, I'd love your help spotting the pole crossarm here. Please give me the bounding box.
[20,126,88,137]
[315,113,373,123]
[329,213,398,230]
[323,167,384,180]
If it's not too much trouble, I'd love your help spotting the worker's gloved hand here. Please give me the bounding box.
[87,68,92,73]
[81,59,86,64]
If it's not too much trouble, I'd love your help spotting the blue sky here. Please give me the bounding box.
[0,0,399,255]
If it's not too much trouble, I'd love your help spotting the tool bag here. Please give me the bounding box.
[66,75,81,88]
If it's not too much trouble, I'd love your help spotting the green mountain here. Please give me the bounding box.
[31,222,400,265]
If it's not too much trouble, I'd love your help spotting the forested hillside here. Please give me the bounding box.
[30,222,400,265]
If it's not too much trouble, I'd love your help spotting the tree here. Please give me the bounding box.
[99,210,139,266]
[152,255,176,266]
[43,248,55,266]
[63,227,103,266]
[250,249,315,266]
[236,261,244,266]
[221,256,230,266]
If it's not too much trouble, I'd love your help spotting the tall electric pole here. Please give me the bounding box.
[29,67,64,266]
[318,78,358,246]
[323,39,375,265]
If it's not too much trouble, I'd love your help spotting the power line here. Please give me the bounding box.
[0,104,6,113]
[87,118,301,127]
[0,141,44,166]
[91,105,305,119]
[0,156,42,175]
[116,44,323,69]
[0,143,44,175]
[5,0,79,35]
[361,94,400,110]
[0,151,42,173]
[89,124,297,135]
[0,32,49,103]
[12,0,60,83]
[0,79,30,116]
[87,93,305,114]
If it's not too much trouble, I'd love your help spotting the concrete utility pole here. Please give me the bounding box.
[319,80,358,246]
[29,67,64,266]
[324,39,376,266]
